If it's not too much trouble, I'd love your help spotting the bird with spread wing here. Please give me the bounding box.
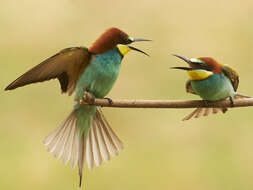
[5,27,150,186]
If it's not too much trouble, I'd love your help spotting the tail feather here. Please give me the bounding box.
[95,109,124,154]
[99,120,119,156]
[61,119,76,164]
[52,120,72,158]
[212,108,219,114]
[194,108,203,118]
[182,93,250,121]
[70,124,79,168]
[203,107,211,116]
[98,109,124,151]
[91,123,102,167]
[78,135,85,187]
[94,120,110,162]
[43,107,123,186]
[182,109,199,121]
[44,111,75,153]
[86,130,94,170]
[183,107,225,121]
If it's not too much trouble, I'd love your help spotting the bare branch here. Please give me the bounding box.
[78,92,253,109]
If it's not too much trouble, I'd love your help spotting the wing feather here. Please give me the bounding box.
[185,80,197,95]
[222,65,239,92]
[5,47,91,95]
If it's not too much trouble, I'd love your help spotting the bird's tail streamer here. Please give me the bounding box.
[43,107,124,187]
[182,93,250,121]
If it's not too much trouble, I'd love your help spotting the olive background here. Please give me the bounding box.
[1,0,253,189]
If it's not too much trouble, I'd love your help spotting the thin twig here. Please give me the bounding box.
[78,92,253,109]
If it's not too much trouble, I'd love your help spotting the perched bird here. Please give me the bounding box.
[171,54,249,121]
[5,27,150,186]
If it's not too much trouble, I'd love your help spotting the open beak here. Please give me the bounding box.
[171,54,192,70]
[172,54,192,64]
[170,66,192,70]
[128,45,149,56]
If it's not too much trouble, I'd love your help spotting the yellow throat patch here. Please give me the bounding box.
[187,69,213,81]
[117,44,131,56]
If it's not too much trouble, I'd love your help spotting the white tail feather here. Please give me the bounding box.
[86,130,94,170]
[95,114,118,156]
[43,108,123,170]
[62,119,76,164]
[70,122,79,168]
[98,109,124,151]
[94,120,110,162]
[91,123,102,166]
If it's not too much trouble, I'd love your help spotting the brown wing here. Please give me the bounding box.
[5,47,91,95]
[185,80,197,95]
[222,65,239,92]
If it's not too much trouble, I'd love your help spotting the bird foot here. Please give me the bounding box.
[104,97,113,105]
[202,99,227,113]
[81,91,96,104]
[202,100,211,107]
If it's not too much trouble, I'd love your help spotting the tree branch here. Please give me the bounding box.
[79,92,253,109]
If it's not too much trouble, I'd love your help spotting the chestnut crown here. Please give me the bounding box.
[88,27,132,54]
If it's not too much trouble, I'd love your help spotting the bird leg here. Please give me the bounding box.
[202,100,211,107]
[229,96,234,107]
[104,97,113,105]
[81,91,96,104]
[203,99,227,114]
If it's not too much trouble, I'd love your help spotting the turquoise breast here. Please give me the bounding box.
[191,73,235,101]
[75,48,122,99]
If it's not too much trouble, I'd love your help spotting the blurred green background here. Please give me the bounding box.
[1,0,253,189]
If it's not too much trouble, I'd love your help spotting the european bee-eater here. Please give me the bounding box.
[171,54,249,121]
[5,27,150,186]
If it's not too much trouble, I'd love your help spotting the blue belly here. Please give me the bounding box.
[191,73,235,101]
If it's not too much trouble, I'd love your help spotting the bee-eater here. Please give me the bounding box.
[5,27,150,186]
[171,54,249,121]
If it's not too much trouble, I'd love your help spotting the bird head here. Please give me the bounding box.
[171,54,223,81]
[88,27,150,56]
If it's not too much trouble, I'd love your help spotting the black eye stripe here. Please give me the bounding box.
[120,38,133,45]
[192,62,212,71]
[192,62,205,66]
[204,68,212,72]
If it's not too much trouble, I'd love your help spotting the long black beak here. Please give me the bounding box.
[133,38,152,42]
[128,45,149,56]
[172,54,192,64]
[170,66,192,70]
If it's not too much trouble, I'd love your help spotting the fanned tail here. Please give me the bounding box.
[43,107,123,187]
[182,93,251,121]
[182,107,227,121]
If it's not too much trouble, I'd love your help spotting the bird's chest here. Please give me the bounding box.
[76,51,122,98]
[191,74,235,101]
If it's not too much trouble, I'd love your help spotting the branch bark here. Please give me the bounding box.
[79,92,253,109]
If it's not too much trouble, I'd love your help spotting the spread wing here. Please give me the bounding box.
[185,80,197,95]
[5,47,91,95]
[222,65,239,92]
